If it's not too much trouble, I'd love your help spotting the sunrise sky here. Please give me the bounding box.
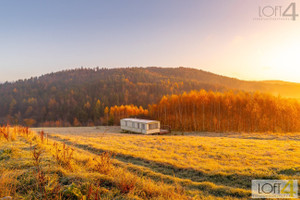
[0,0,299,82]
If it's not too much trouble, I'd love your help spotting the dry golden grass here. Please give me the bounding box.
[2,126,299,199]
[41,127,300,198]
[49,128,300,178]
[0,170,17,197]
[1,127,203,199]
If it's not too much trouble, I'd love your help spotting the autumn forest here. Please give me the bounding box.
[1,67,300,133]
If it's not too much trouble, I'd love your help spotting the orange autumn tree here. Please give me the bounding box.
[107,105,148,125]
[149,90,300,133]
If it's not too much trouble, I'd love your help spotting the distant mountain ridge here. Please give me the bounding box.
[0,67,299,125]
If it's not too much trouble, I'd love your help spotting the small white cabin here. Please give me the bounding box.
[120,118,160,134]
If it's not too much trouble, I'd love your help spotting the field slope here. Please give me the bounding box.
[34,127,300,199]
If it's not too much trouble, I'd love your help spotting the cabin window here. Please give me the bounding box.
[142,124,145,130]
[125,121,127,126]
[149,123,158,130]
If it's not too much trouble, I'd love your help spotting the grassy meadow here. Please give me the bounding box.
[1,126,300,199]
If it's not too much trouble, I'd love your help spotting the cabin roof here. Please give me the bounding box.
[121,118,159,124]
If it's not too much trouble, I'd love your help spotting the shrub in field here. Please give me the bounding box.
[31,147,63,199]
[114,169,137,194]
[93,152,113,174]
[40,131,45,144]
[52,142,74,170]
[0,128,9,141]
[32,147,48,198]
[81,182,110,200]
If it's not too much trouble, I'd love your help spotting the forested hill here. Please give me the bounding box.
[146,67,300,98]
[0,67,300,126]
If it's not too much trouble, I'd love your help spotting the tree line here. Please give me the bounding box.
[149,90,300,133]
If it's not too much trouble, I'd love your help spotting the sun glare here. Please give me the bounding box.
[262,40,300,81]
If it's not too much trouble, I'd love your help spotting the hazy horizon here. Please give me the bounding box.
[1,66,300,84]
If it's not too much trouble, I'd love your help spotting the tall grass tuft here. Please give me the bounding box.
[52,142,74,170]
[114,169,137,194]
[0,170,16,197]
[93,152,113,174]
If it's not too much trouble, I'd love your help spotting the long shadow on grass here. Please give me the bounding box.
[49,135,278,196]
